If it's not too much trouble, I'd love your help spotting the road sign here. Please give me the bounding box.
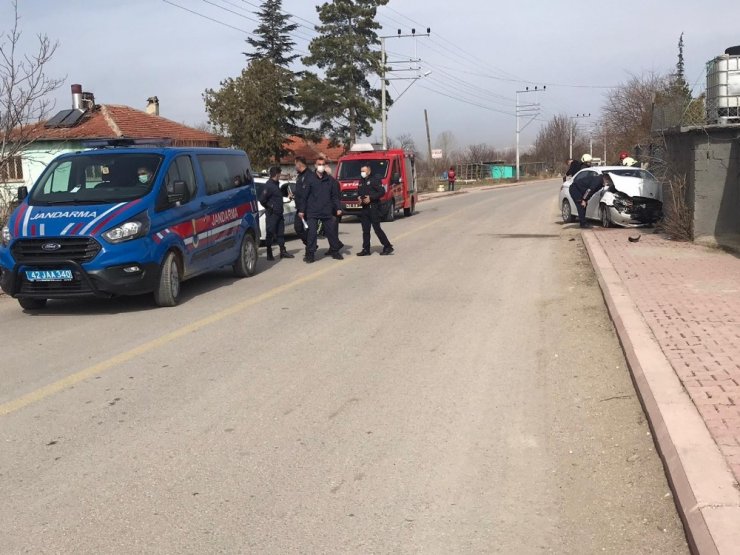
[431,149,443,159]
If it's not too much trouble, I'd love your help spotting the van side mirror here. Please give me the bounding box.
[280,183,291,198]
[167,180,189,205]
[17,186,28,202]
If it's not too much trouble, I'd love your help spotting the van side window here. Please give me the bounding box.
[175,156,197,198]
[157,156,196,211]
[198,154,253,196]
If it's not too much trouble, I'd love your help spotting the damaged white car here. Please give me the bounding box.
[559,167,663,228]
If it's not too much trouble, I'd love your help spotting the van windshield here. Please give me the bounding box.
[29,153,164,205]
[338,159,389,180]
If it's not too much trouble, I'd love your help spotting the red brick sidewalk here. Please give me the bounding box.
[591,229,740,483]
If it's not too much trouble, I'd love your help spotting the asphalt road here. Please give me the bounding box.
[0,180,688,554]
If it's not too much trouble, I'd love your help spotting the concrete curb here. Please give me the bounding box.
[418,178,556,202]
[582,231,740,555]
[417,190,467,203]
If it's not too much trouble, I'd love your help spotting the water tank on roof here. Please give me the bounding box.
[706,47,740,125]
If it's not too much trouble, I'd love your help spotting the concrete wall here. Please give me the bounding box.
[661,126,740,248]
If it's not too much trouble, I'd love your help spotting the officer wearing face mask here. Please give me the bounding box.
[314,155,344,250]
[137,166,153,185]
[356,165,393,256]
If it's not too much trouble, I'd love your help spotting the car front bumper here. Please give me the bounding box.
[607,203,663,227]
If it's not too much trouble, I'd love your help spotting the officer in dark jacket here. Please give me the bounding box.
[259,166,294,261]
[356,165,393,256]
[314,155,344,249]
[569,173,606,228]
[297,163,343,263]
[292,157,311,245]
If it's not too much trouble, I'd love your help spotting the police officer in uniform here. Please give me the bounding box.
[259,166,294,261]
[297,163,343,264]
[356,164,393,256]
[292,156,311,245]
[314,155,344,250]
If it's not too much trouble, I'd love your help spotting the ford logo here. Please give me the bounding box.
[41,242,62,252]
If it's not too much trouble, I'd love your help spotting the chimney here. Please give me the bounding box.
[146,96,160,116]
[81,91,95,111]
[71,84,83,110]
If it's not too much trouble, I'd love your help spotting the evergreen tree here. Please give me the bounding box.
[299,0,390,147]
[205,0,304,167]
[245,0,299,67]
[672,32,691,102]
[204,59,296,169]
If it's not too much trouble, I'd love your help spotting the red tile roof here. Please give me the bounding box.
[281,136,346,164]
[25,105,220,147]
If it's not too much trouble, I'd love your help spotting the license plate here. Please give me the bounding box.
[25,269,73,282]
[345,203,360,209]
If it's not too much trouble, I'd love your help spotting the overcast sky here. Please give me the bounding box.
[3,0,739,154]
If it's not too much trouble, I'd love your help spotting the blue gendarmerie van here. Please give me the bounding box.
[0,141,260,309]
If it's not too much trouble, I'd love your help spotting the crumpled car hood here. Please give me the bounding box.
[609,174,662,201]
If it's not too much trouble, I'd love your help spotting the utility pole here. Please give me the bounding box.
[424,108,433,180]
[515,86,545,182]
[381,28,431,150]
[569,113,591,160]
[603,125,607,163]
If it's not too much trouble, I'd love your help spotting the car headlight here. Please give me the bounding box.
[102,212,150,244]
[1,225,11,247]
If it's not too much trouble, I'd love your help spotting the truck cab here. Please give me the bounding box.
[335,145,417,221]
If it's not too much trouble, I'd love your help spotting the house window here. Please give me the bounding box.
[1,156,23,182]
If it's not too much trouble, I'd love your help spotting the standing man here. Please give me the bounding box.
[356,165,393,257]
[259,166,294,261]
[315,155,344,250]
[292,157,311,246]
[297,162,343,264]
[447,166,457,191]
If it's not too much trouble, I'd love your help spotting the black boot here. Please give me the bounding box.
[266,247,275,261]
[356,249,371,257]
[280,247,294,259]
[380,246,394,256]
[304,251,315,264]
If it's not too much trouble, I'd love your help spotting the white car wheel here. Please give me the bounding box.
[562,199,575,223]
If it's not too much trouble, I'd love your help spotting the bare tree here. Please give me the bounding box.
[395,133,416,153]
[532,114,588,172]
[602,72,668,157]
[434,130,458,171]
[1,0,62,219]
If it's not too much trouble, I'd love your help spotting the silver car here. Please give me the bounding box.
[559,166,663,227]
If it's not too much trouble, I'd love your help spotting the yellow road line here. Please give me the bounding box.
[0,200,472,417]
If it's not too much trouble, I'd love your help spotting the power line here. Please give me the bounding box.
[162,0,309,56]
[381,6,523,82]
[200,0,315,45]
[418,85,517,117]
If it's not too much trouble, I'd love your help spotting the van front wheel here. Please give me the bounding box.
[154,251,181,307]
[234,232,258,277]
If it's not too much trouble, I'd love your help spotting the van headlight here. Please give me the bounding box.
[1,225,11,247]
[102,212,150,244]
